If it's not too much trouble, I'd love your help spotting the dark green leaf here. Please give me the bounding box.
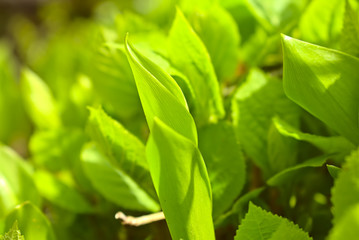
[199,122,246,219]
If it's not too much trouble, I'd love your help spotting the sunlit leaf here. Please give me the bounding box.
[146,118,215,240]
[235,202,312,240]
[20,68,60,129]
[332,148,359,223]
[168,8,225,126]
[282,35,359,145]
[0,145,40,218]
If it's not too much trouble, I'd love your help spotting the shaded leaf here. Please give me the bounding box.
[273,117,355,158]
[29,129,85,171]
[232,68,300,176]
[327,164,341,179]
[4,202,55,240]
[87,107,156,199]
[81,144,160,212]
[199,121,246,219]
[267,155,330,186]
[34,170,93,214]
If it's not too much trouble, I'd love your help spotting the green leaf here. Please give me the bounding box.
[92,42,141,119]
[34,170,93,214]
[81,144,160,212]
[4,202,55,240]
[267,155,330,186]
[340,0,359,57]
[329,203,359,240]
[331,148,359,223]
[327,164,341,179]
[198,121,246,219]
[0,42,28,144]
[245,0,307,33]
[146,118,215,240]
[168,8,225,126]
[235,202,312,240]
[273,117,355,158]
[86,107,156,199]
[214,187,265,227]
[20,68,61,129]
[232,68,300,176]
[0,221,24,240]
[29,129,85,171]
[125,34,198,144]
[299,0,344,47]
[187,5,240,80]
[0,145,41,218]
[282,35,359,145]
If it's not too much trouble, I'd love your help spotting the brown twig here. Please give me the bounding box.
[115,211,165,227]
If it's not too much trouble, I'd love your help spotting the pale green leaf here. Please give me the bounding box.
[81,144,160,212]
[0,221,24,240]
[125,34,198,144]
[235,202,312,240]
[340,0,359,57]
[146,118,215,240]
[4,202,55,240]
[329,203,359,240]
[87,107,156,199]
[232,68,300,176]
[199,121,246,219]
[168,8,225,126]
[34,170,93,213]
[332,148,359,223]
[0,145,40,218]
[20,68,60,129]
[299,0,344,47]
[29,129,85,171]
[245,0,307,33]
[92,42,141,119]
[187,5,240,80]
[273,117,355,158]
[282,35,359,145]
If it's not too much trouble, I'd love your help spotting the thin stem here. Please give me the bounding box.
[115,211,165,227]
